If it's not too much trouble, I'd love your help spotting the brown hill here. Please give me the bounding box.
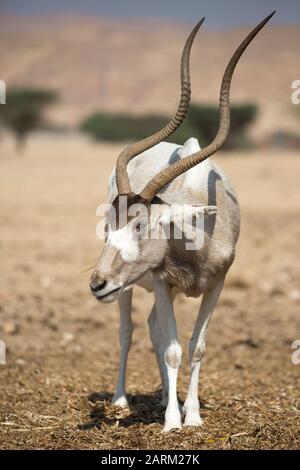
[0,13,299,138]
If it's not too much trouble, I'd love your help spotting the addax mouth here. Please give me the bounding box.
[95,286,121,301]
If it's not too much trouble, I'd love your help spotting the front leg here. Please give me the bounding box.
[111,288,133,408]
[148,304,169,407]
[153,274,182,432]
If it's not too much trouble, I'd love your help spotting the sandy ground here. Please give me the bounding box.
[0,132,299,450]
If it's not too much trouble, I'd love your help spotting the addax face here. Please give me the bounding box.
[90,195,167,303]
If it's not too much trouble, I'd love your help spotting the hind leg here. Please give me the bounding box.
[183,277,224,426]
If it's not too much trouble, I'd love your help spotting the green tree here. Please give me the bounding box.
[0,88,58,151]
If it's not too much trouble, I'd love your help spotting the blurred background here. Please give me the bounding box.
[0,0,299,450]
[0,0,300,148]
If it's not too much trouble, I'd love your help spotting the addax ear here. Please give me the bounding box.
[192,205,218,215]
[158,204,217,225]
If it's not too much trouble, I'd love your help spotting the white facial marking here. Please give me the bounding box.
[108,226,139,262]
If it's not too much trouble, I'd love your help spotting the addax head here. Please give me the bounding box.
[90,191,218,302]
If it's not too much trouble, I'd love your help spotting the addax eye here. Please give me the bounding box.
[134,220,146,233]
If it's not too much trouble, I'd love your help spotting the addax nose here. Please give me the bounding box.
[90,271,107,293]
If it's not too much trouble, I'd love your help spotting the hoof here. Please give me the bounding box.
[163,406,182,432]
[183,413,203,427]
[111,395,129,408]
[163,421,182,432]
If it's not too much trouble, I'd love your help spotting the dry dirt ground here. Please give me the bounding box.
[0,132,299,450]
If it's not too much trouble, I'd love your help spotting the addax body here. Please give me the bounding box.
[90,12,275,431]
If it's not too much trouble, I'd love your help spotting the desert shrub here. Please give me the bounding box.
[81,112,168,143]
[267,131,300,150]
[81,103,258,150]
[171,103,257,149]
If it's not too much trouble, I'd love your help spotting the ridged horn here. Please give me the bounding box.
[139,11,276,202]
[115,18,206,195]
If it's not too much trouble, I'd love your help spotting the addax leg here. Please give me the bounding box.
[183,277,224,426]
[153,274,182,431]
[111,288,133,407]
[148,304,169,407]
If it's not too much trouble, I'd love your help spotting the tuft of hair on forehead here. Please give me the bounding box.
[109,193,160,230]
